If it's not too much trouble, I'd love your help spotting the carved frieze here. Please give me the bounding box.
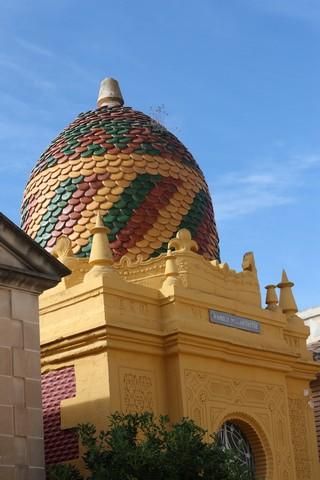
[289,397,312,480]
[184,369,295,479]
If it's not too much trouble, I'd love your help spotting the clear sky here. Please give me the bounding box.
[0,0,319,310]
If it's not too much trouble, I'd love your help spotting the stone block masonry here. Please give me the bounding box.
[0,287,44,480]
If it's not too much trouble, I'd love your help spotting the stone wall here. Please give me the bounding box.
[0,287,44,480]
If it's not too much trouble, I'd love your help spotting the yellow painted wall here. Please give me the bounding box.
[39,236,320,480]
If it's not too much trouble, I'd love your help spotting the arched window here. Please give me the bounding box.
[217,421,255,478]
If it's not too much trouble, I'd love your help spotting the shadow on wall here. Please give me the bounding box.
[42,367,111,470]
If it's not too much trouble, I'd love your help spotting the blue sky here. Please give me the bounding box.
[0,0,319,310]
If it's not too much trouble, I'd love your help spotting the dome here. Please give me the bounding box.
[21,78,219,261]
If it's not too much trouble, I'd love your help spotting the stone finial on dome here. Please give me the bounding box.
[97,77,124,107]
[265,284,279,311]
[278,270,298,316]
[85,212,117,280]
[88,212,113,267]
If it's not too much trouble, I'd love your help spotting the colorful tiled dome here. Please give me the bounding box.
[21,78,220,261]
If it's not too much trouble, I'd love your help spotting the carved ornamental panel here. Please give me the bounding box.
[119,367,156,413]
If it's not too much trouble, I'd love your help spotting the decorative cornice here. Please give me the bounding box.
[41,325,107,370]
[0,264,64,293]
[41,318,319,378]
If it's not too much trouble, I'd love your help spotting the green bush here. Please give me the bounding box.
[46,463,83,480]
[47,412,251,480]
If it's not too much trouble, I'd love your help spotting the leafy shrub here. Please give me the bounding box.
[47,412,251,480]
[46,463,83,480]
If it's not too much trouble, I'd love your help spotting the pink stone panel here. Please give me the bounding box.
[41,366,78,464]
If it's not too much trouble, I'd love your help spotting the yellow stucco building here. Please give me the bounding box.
[21,78,320,479]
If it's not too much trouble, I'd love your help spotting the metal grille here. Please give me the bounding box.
[218,421,255,478]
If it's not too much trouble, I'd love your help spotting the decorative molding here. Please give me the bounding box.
[168,228,198,253]
[115,253,166,284]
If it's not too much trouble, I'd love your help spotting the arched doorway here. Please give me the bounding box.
[217,417,269,479]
